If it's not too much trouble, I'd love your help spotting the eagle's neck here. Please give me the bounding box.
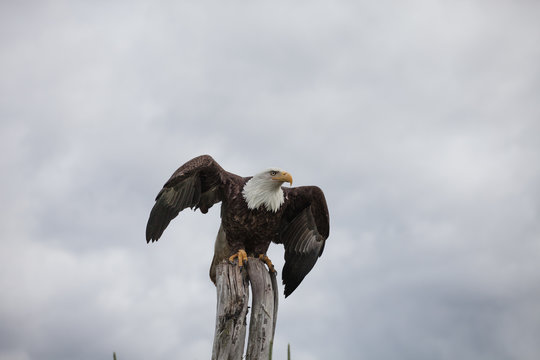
[242,177,284,212]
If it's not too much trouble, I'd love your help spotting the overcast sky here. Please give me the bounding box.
[1,1,540,359]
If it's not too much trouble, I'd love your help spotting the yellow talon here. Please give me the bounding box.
[229,249,248,267]
[259,254,276,273]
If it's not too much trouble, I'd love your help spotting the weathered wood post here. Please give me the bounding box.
[245,259,278,360]
[211,258,279,360]
[211,261,250,360]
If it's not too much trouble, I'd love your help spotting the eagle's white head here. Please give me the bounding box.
[242,168,293,212]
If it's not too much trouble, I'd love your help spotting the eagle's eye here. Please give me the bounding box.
[270,170,278,176]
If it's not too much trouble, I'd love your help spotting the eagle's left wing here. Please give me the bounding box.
[146,155,238,243]
[279,186,330,297]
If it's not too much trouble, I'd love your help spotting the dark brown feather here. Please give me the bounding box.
[145,155,238,242]
[279,186,329,297]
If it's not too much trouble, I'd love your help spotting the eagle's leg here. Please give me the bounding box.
[258,254,276,273]
[229,249,248,267]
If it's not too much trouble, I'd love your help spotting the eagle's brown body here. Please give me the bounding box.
[221,186,283,255]
[146,155,329,297]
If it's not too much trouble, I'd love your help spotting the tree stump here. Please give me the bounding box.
[211,258,279,360]
[211,261,250,360]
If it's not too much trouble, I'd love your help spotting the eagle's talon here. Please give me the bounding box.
[229,249,248,267]
[259,254,276,273]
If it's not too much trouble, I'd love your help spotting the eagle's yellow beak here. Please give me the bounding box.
[272,171,293,186]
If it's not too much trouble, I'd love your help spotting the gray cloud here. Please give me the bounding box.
[1,0,540,359]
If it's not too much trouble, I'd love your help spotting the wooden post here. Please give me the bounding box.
[211,258,279,360]
[245,260,278,360]
[211,261,250,360]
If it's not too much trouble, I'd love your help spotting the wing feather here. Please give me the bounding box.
[146,155,236,243]
[280,186,329,297]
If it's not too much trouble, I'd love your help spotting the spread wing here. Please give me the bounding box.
[279,186,330,297]
[146,155,238,243]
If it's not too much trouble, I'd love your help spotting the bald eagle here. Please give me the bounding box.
[146,155,330,297]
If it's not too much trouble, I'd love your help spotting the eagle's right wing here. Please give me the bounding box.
[146,155,238,243]
[279,186,330,297]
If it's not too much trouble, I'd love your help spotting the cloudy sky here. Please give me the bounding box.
[1,1,540,359]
